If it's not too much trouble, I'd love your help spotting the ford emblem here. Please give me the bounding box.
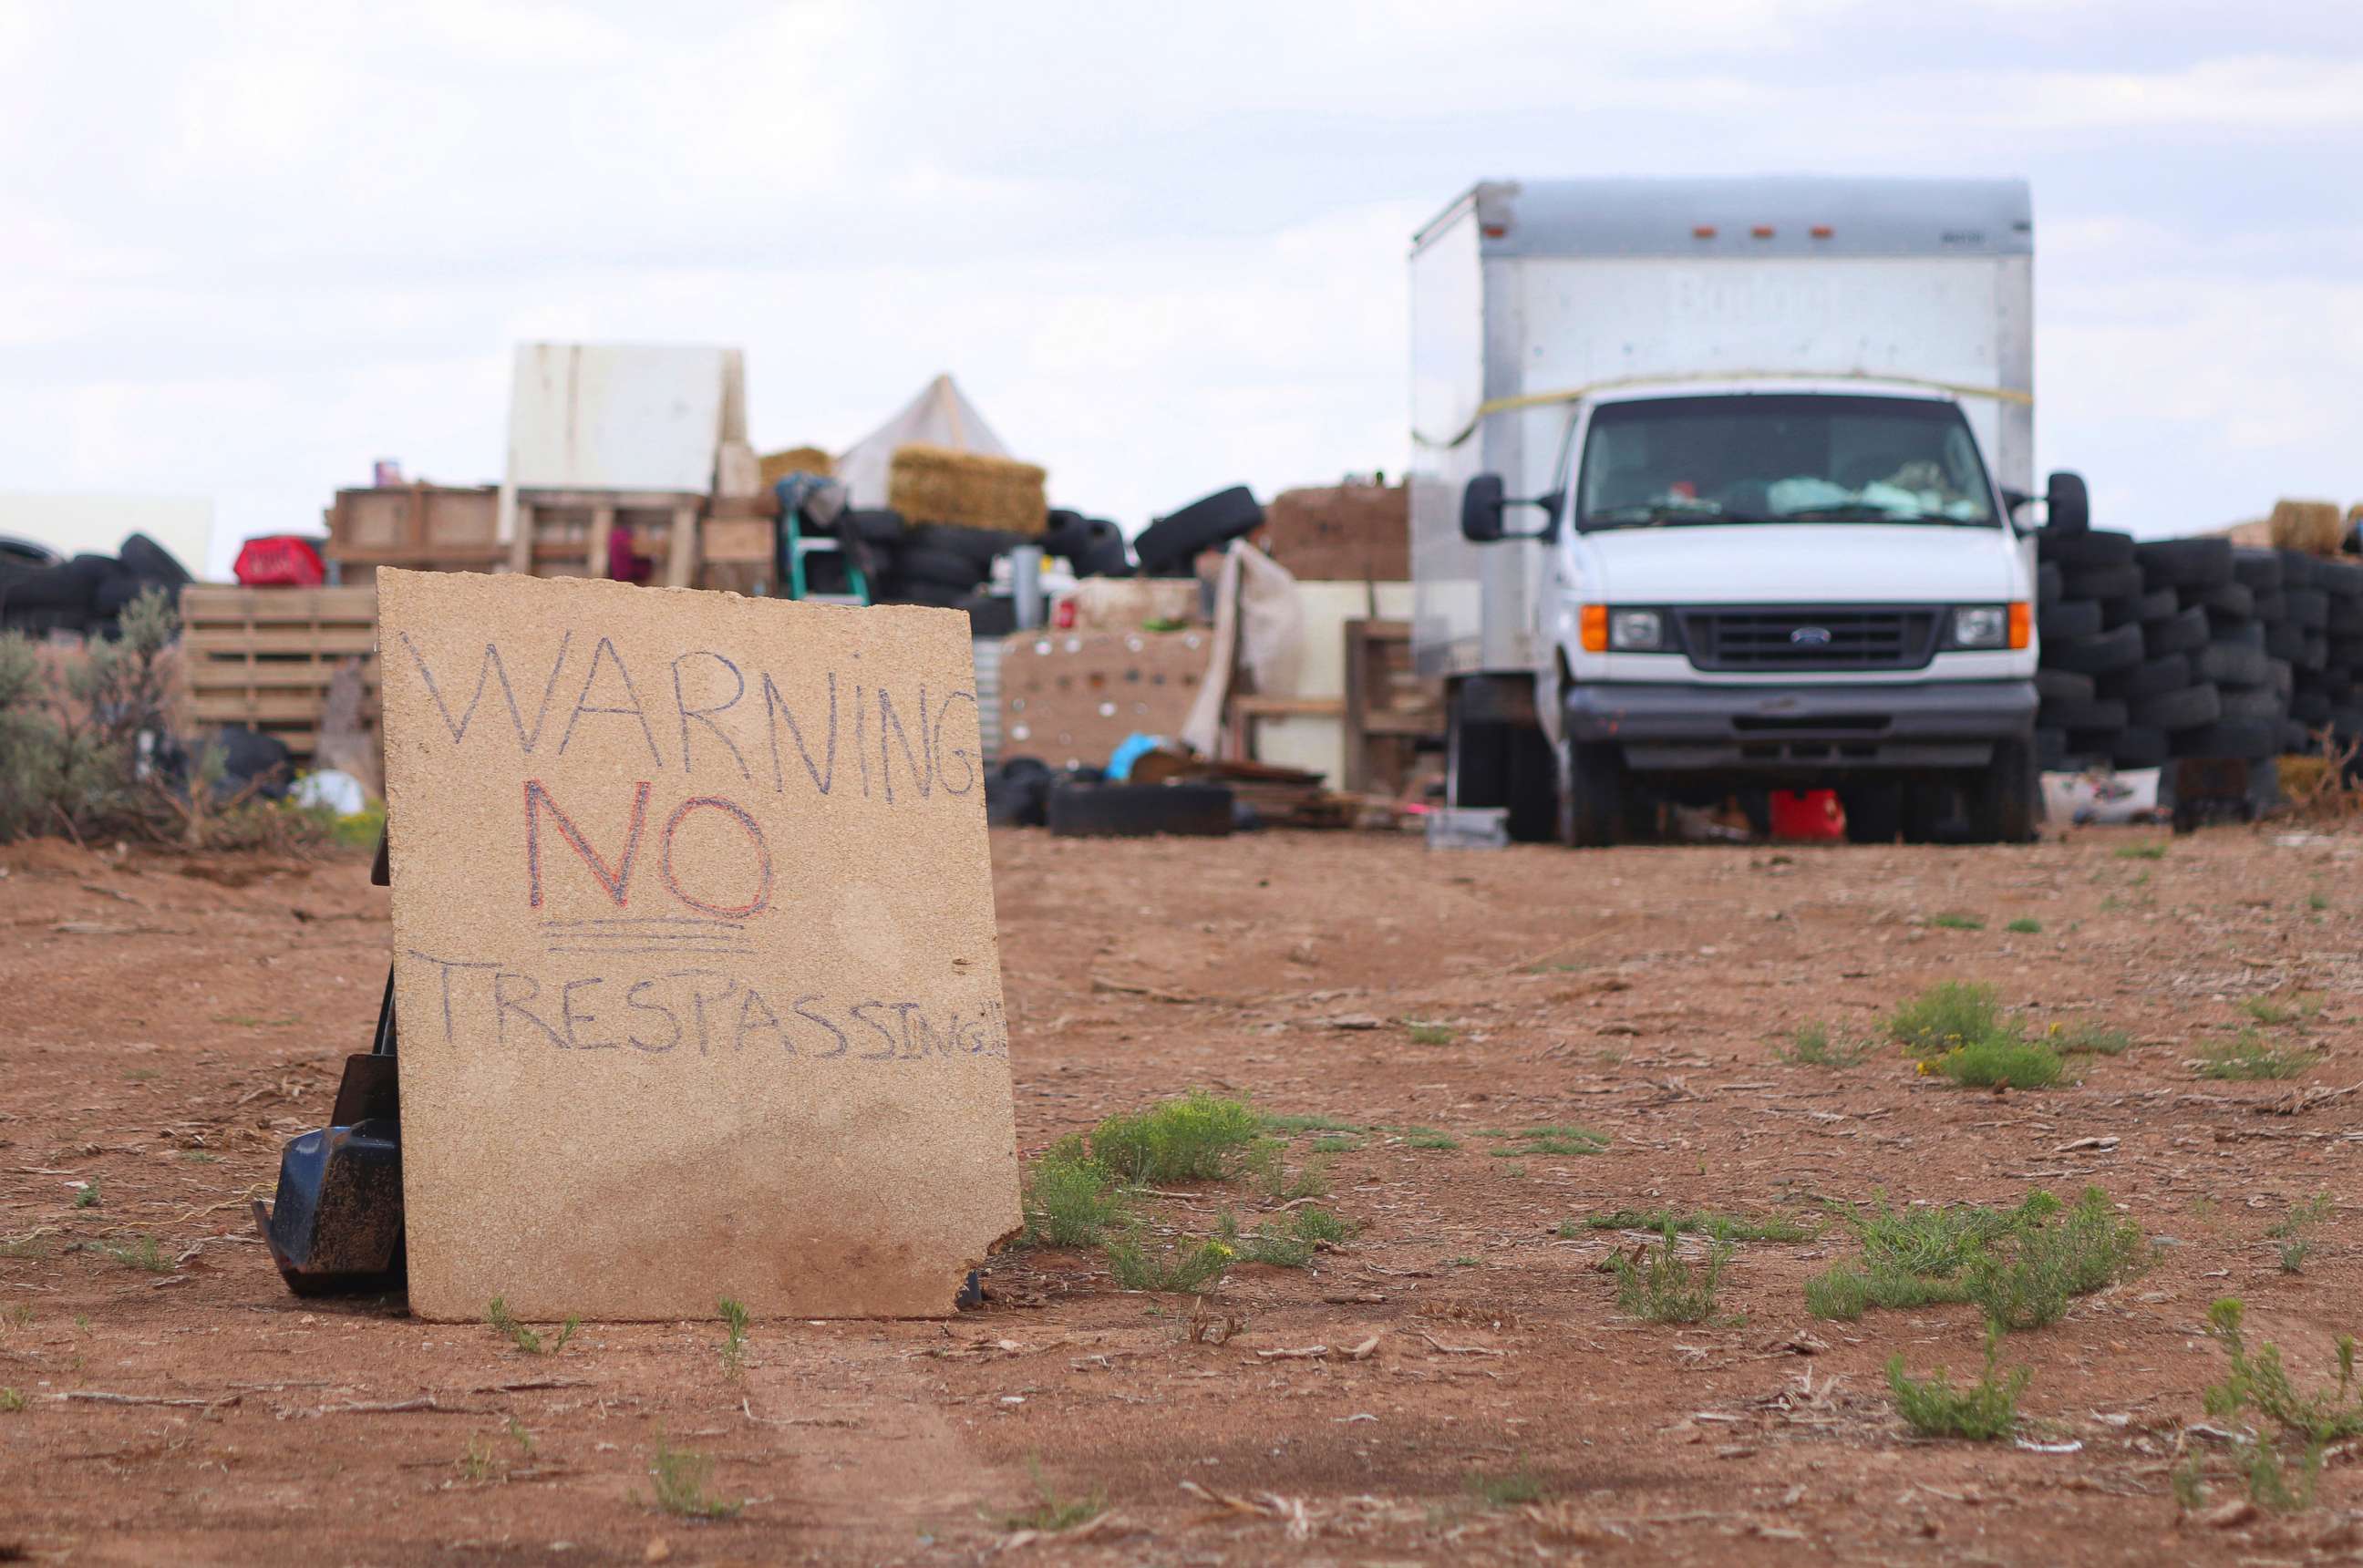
[1790,625,1833,645]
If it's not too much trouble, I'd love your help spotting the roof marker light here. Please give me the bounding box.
[1692,224,1718,239]
[1751,224,1775,239]
[1811,224,1834,239]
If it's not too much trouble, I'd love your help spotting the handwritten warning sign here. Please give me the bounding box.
[377,570,1018,1321]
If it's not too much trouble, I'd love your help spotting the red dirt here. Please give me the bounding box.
[4,824,2361,1563]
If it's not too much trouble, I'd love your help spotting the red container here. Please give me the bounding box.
[233,535,327,587]
[1769,788,1845,841]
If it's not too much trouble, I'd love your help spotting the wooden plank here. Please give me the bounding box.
[188,664,378,691]
[184,627,379,657]
[665,501,697,588]
[509,500,536,574]
[587,501,614,579]
[180,586,377,624]
[190,692,380,724]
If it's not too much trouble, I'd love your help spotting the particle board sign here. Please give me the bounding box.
[376,569,1017,1321]
[998,629,1209,769]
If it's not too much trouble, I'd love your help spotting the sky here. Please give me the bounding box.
[1,0,2358,574]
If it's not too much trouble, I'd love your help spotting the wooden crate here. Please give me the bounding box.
[179,585,379,761]
[997,629,1210,769]
[509,489,700,586]
[325,484,503,573]
[1341,618,1441,795]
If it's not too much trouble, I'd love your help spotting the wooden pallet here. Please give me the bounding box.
[178,586,379,762]
[507,489,700,586]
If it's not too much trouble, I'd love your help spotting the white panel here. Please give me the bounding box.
[504,343,743,494]
[1407,207,1489,676]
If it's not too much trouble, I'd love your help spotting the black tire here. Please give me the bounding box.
[2,557,104,611]
[2282,719,2312,755]
[2250,593,2286,625]
[2284,588,2329,631]
[2034,668,2096,706]
[2328,597,2363,635]
[2190,581,2254,618]
[2304,634,2331,671]
[2064,727,2121,762]
[91,573,173,617]
[1557,739,1627,849]
[955,593,1019,637]
[2036,562,2064,605]
[2142,606,2209,656]
[2209,617,2265,649]
[2266,621,2309,661]
[2136,536,2234,588]
[2278,551,2324,592]
[2196,644,2271,686]
[2232,550,2285,593]
[893,547,988,589]
[2291,688,2334,723]
[1840,781,1904,844]
[2038,600,2100,641]
[905,523,1024,566]
[1069,537,1134,578]
[839,508,908,544]
[0,603,88,635]
[2319,560,2363,599]
[2171,718,2277,759]
[2047,623,2144,675]
[2218,686,2286,723]
[2038,529,2133,568]
[1961,734,2039,843]
[2064,564,2142,602]
[1046,781,1234,838]
[2112,726,2170,769]
[1045,512,1119,559]
[1133,486,1263,574]
[984,769,1051,827]
[2100,653,2191,701]
[2033,726,2068,771]
[2039,696,2128,731]
[2098,593,2156,630]
[2131,683,2221,731]
[117,532,191,585]
[888,580,975,608]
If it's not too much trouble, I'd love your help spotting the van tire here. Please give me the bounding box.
[1557,740,1626,849]
[1840,781,1904,844]
[1046,781,1233,838]
[1962,735,2039,843]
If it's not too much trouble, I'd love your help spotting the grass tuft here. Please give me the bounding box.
[1476,1124,1608,1158]
[999,1458,1105,1532]
[2005,917,2043,934]
[1104,1230,1232,1294]
[1090,1092,1263,1184]
[74,1181,100,1211]
[97,1236,170,1274]
[2241,993,2323,1026]
[2114,841,2169,861]
[1968,1188,2148,1330]
[1610,1225,1729,1324]
[1806,1188,2142,1326]
[1929,912,1985,931]
[1215,1206,1357,1269]
[1020,1137,1129,1248]
[1260,1112,1360,1135]
[646,1434,745,1519]
[1930,1035,2066,1089]
[2194,1029,2317,1081]
[1463,1462,1547,1508]
[1888,1326,2027,1440]
[2051,1021,2131,1056]
[1887,982,2007,1059]
[486,1296,579,1356]
[2201,1297,2363,1511]
[1406,1023,1456,1046]
[1400,1129,1459,1151]
[1779,1024,1873,1068]
[0,1387,24,1413]
[1584,1208,1815,1243]
[717,1296,748,1377]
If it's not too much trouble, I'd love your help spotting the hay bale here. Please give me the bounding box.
[2269,498,2343,556]
[887,444,1047,536]
[759,446,834,485]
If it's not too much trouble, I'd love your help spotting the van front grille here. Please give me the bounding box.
[1677,607,1941,673]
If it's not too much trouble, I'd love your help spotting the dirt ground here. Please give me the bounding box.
[5,820,2363,1565]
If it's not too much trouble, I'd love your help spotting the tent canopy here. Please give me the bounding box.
[835,374,1010,508]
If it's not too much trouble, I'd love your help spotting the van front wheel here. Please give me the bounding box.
[1558,740,1627,848]
[1962,736,2040,844]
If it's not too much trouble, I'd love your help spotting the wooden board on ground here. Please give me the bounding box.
[996,628,1210,769]
[376,569,1017,1321]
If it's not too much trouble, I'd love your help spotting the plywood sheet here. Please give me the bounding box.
[377,569,1016,1321]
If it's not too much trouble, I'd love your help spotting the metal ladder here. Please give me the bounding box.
[777,481,871,605]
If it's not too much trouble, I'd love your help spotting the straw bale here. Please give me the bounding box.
[887,444,1047,535]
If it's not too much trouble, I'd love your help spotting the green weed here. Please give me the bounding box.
[2051,1021,2131,1057]
[1930,1035,2067,1089]
[1310,1135,1357,1155]
[1476,1124,1608,1158]
[1610,1225,1729,1324]
[1400,1130,1459,1151]
[717,1296,748,1377]
[1090,1092,1263,1184]
[1887,982,2007,1059]
[2241,993,2324,1026]
[459,1435,498,1481]
[98,1236,170,1274]
[1888,1326,2027,1440]
[1019,1137,1129,1248]
[2114,841,2169,861]
[646,1435,744,1519]
[0,1387,24,1413]
[1104,1230,1232,1294]
[999,1458,1105,1532]
[1406,1023,1456,1047]
[1214,1206,1357,1269]
[2201,1297,2363,1512]
[1807,1189,2141,1326]
[1584,1208,1815,1243]
[486,1296,579,1356]
[1779,1024,1873,1068]
[1463,1462,1546,1508]
[1260,1112,1360,1135]
[74,1181,100,1211]
[1930,912,1986,932]
[179,1150,220,1163]
[2194,1029,2317,1081]
[2005,917,2043,934]
[1968,1189,2149,1330]
[2308,892,2331,913]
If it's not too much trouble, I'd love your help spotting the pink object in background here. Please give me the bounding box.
[372,459,404,487]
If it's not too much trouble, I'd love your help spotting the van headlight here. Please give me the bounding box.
[1949,605,2009,649]
[1609,609,1667,651]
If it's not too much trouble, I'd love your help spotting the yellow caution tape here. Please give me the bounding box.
[1412,369,2035,449]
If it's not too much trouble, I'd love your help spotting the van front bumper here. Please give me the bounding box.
[1565,681,2037,772]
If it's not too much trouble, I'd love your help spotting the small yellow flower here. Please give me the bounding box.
[1916,1060,1934,1076]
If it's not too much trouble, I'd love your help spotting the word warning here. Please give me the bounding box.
[378,569,1019,1322]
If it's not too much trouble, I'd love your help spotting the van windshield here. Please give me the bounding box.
[1574,394,1998,531]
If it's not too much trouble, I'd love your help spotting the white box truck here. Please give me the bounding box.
[1409,177,2087,845]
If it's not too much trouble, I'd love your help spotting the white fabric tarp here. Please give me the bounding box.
[1181,542,1305,758]
[834,374,1010,508]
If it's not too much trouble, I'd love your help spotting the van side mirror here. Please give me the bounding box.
[2046,470,2090,535]
[1460,473,1562,544]
[1460,475,1506,542]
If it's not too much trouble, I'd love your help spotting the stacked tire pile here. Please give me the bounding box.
[2033,529,2298,773]
[1131,487,1264,577]
[2280,552,2363,754]
[831,507,1134,635]
[0,533,191,640]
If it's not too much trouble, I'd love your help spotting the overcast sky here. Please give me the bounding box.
[3,0,2358,573]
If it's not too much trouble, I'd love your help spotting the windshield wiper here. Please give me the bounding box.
[1583,503,1730,530]
[1780,503,1991,526]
